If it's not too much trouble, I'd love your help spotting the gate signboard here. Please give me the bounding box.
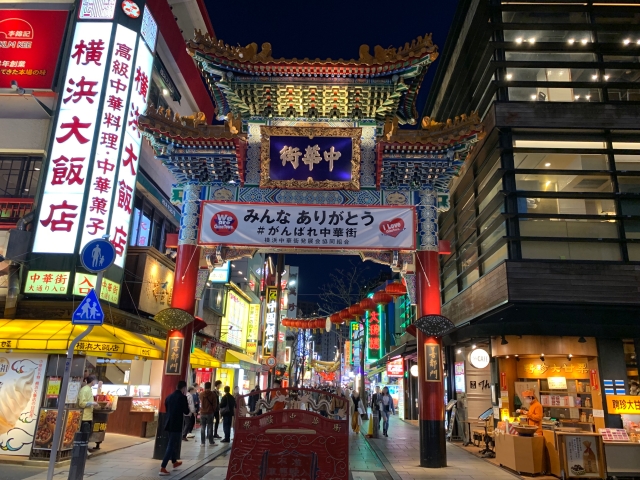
[199,202,415,250]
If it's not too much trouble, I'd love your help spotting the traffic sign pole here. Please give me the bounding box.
[47,272,103,480]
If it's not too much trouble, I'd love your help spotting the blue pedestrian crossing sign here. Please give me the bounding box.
[72,289,104,325]
[80,238,116,273]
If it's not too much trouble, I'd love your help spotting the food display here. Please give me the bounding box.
[34,409,58,449]
[94,394,118,412]
[130,397,160,413]
[62,410,82,449]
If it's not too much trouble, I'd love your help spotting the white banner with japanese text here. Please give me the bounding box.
[199,202,416,250]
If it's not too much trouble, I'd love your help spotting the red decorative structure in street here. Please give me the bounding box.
[226,388,349,480]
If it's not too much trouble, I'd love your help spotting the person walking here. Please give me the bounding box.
[77,375,98,434]
[233,386,247,417]
[213,380,223,439]
[350,390,364,434]
[219,386,236,443]
[187,385,200,438]
[198,382,217,446]
[182,386,196,441]
[330,387,347,420]
[380,386,395,437]
[371,386,382,432]
[247,385,262,415]
[159,381,189,476]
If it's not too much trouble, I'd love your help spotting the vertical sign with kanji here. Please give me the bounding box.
[80,25,137,249]
[165,336,184,375]
[33,22,113,253]
[367,308,382,361]
[425,344,441,382]
[108,35,153,267]
[262,287,278,357]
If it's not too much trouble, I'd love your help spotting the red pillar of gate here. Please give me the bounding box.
[159,243,199,409]
[415,249,447,468]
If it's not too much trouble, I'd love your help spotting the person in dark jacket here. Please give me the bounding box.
[247,385,262,415]
[219,386,236,443]
[213,380,223,439]
[198,382,217,446]
[159,381,189,476]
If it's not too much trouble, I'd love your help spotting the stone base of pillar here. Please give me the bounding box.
[419,419,447,467]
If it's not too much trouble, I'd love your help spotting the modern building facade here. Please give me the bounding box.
[426,0,640,430]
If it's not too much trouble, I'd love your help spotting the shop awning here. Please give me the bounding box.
[225,350,262,372]
[0,319,164,359]
[368,341,417,369]
[190,348,221,369]
[367,365,387,377]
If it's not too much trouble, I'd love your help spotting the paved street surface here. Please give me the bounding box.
[9,420,520,480]
[21,435,231,480]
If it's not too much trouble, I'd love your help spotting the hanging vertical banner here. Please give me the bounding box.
[262,287,278,358]
[33,22,113,253]
[367,309,381,361]
[165,336,184,375]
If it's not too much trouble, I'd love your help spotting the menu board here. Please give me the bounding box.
[33,409,59,450]
[61,410,82,450]
[560,434,604,479]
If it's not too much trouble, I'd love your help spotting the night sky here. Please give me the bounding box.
[205,0,460,305]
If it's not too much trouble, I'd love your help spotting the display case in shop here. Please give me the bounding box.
[107,396,158,437]
[130,396,159,413]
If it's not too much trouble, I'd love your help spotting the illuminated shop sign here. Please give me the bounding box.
[387,358,403,377]
[246,304,260,354]
[24,271,70,294]
[262,286,277,357]
[208,262,230,283]
[0,10,69,89]
[222,289,248,348]
[367,308,381,361]
[32,4,157,270]
[73,273,120,304]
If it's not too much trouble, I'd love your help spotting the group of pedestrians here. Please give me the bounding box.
[159,380,237,476]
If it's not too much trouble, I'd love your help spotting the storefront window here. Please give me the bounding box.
[505,51,596,62]
[514,152,608,170]
[482,244,508,272]
[623,220,640,239]
[478,179,503,214]
[615,154,640,171]
[604,69,640,83]
[508,87,601,102]
[617,176,640,193]
[503,30,593,43]
[520,241,622,260]
[608,89,640,101]
[0,156,42,197]
[517,197,616,215]
[626,243,640,261]
[519,218,619,238]
[502,11,589,23]
[506,67,597,83]
[481,221,507,251]
[515,173,613,192]
[514,140,607,149]
[443,282,458,303]
[442,259,458,289]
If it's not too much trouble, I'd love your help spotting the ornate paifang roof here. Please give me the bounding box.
[377,112,485,191]
[138,107,247,185]
[187,31,438,125]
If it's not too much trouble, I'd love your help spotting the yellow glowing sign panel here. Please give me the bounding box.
[73,273,120,304]
[517,358,590,379]
[222,289,249,349]
[606,395,640,414]
[24,271,70,294]
[246,304,260,354]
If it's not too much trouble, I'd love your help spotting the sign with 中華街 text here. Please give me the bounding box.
[165,336,184,375]
[260,126,361,190]
[425,344,441,382]
[606,395,640,414]
[24,271,70,294]
[199,202,415,250]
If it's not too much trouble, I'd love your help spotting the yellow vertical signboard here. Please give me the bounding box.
[246,304,260,355]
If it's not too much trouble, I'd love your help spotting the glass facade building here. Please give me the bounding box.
[427,1,640,303]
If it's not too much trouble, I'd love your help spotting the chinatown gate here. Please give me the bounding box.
[139,30,484,474]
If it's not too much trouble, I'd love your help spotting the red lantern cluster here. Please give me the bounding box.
[348,303,365,318]
[372,291,393,306]
[330,313,342,324]
[359,297,376,312]
[339,309,352,323]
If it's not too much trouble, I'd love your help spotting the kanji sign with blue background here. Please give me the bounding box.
[269,135,353,182]
[80,238,116,273]
[72,289,104,325]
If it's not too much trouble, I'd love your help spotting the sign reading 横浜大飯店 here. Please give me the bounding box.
[260,126,361,191]
[0,10,69,89]
[199,202,416,250]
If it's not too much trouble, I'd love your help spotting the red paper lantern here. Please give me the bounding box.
[330,313,342,324]
[385,280,407,297]
[316,318,325,329]
[339,309,352,322]
[372,291,392,305]
[282,319,289,327]
[348,304,365,318]
[359,297,376,312]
